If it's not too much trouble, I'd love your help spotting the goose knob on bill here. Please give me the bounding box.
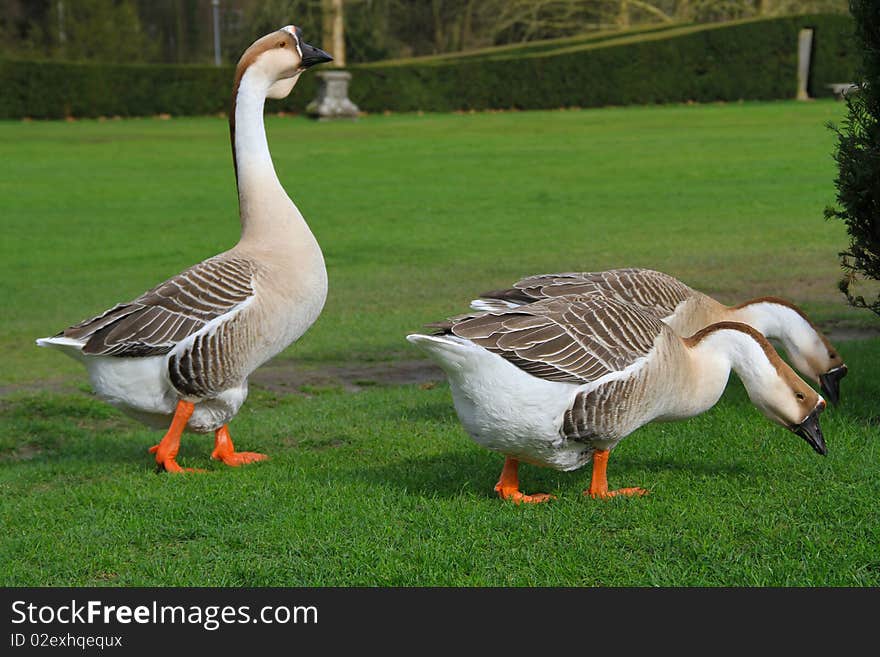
[36,26,333,473]
[473,268,848,404]
[408,295,827,503]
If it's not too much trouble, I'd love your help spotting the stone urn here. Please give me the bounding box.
[307,70,360,120]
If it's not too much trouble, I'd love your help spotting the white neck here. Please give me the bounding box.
[232,66,313,251]
[726,301,819,379]
[672,327,779,419]
[727,302,804,340]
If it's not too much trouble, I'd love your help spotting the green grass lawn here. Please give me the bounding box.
[1,100,878,586]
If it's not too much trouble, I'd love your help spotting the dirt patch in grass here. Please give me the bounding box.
[251,359,444,394]
[5,323,878,400]
[250,323,879,393]
[0,378,83,399]
[0,444,44,463]
[822,323,880,343]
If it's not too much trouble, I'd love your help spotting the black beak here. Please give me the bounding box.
[300,41,333,69]
[819,365,847,406]
[790,406,827,456]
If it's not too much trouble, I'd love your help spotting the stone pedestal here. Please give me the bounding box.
[307,70,360,120]
[796,28,814,101]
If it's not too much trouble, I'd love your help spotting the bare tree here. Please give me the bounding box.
[321,0,345,66]
[0,0,853,64]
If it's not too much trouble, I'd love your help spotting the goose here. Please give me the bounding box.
[471,268,848,404]
[36,26,333,473]
[407,295,827,502]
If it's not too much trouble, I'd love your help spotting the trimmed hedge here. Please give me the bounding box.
[349,14,859,113]
[0,13,857,119]
[0,60,318,119]
[0,61,226,119]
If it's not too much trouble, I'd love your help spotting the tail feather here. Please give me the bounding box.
[36,335,87,361]
[406,333,476,370]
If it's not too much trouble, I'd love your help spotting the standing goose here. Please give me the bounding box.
[472,268,848,404]
[407,295,827,502]
[36,26,333,472]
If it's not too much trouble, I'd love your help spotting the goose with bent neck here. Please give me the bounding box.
[35,26,333,473]
[473,268,848,404]
[408,296,827,503]
[675,322,818,424]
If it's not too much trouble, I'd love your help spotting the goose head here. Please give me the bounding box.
[737,297,848,405]
[745,357,827,456]
[781,326,846,406]
[692,322,828,456]
[235,25,332,99]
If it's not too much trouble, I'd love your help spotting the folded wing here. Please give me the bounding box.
[60,255,256,358]
[441,295,666,384]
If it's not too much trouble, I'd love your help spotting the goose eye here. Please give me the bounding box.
[795,392,806,402]
[828,352,837,359]
[278,41,286,48]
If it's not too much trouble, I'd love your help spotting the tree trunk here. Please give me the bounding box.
[675,0,690,21]
[460,0,473,52]
[618,0,630,29]
[432,0,444,53]
[175,1,185,63]
[322,0,345,67]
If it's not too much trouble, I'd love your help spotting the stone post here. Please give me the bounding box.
[307,70,360,120]
[797,28,814,101]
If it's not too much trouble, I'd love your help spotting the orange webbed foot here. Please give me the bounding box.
[585,449,648,500]
[585,486,648,500]
[148,400,204,473]
[493,457,555,504]
[494,483,556,504]
[211,425,267,467]
[148,444,205,474]
[211,449,268,467]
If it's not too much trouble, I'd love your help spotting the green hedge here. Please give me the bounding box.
[0,14,857,120]
[0,59,318,119]
[349,14,859,113]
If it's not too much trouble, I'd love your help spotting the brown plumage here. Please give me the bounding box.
[36,25,333,473]
[408,293,827,503]
[436,295,664,384]
[479,268,693,318]
[61,255,255,363]
[473,267,848,403]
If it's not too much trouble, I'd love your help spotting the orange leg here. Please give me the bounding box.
[493,457,555,504]
[211,425,267,467]
[584,449,648,499]
[148,400,203,473]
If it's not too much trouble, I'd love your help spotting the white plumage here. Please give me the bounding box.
[409,295,827,502]
[37,26,333,472]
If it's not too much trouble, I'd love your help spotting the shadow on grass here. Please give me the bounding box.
[833,398,880,427]
[352,449,749,500]
[0,392,220,472]
[396,399,458,424]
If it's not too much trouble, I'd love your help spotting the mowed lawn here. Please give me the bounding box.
[1,100,878,586]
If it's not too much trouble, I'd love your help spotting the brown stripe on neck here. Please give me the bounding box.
[730,296,836,353]
[683,321,787,376]
[228,30,295,186]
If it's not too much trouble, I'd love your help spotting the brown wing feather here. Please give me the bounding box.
[61,255,256,357]
[480,268,694,319]
[443,295,666,384]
